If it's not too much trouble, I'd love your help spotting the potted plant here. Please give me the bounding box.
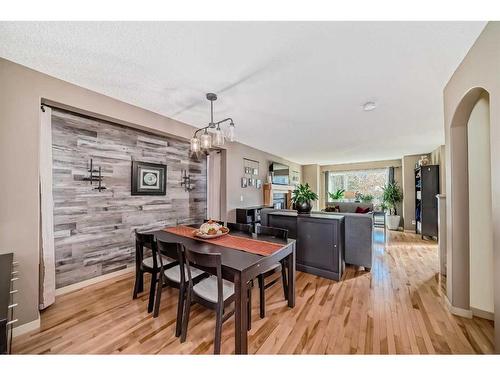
[328,188,345,201]
[360,194,374,203]
[292,183,319,214]
[354,191,363,202]
[382,181,403,230]
[380,202,388,212]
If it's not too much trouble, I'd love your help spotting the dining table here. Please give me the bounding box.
[151,224,296,354]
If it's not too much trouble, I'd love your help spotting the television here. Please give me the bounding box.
[269,162,290,185]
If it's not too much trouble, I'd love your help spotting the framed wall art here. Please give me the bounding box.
[243,158,259,176]
[131,161,167,195]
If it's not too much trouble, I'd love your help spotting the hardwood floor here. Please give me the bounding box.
[13,229,494,354]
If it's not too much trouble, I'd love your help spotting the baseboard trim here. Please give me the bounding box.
[13,316,41,337]
[56,266,134,296]
[471,307,494,321]
[444,295,473,318]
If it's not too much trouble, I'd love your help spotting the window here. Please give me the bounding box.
[326,168,389,207]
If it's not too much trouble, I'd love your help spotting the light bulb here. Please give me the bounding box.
[200,130,212,149]
[226,122,236,142]
[190,137,200,153]
[213,126,225,147]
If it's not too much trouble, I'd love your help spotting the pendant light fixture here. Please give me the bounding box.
[200,129,212,149]
[189,93,236,153]
[226,121,236,142]
[213,125,225,147]
[190,137,200,153]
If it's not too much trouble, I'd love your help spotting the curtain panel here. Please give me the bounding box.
[39,105,56,309]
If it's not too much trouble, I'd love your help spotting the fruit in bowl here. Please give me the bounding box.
[194,220,229,238]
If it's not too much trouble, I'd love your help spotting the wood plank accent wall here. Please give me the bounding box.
[51,109,207,288]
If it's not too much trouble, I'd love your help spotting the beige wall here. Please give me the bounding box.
[0,57,300,326]
[302,164,321,211]
[444,22,500,351]
[467,93,494,314]
[401,155,420,231]
[320,159,401,172]
[224,143,301,222]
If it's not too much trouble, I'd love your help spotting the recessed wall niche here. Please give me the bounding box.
[51,109,207,288]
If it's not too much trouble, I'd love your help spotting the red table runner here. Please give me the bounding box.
[163,225,283,256]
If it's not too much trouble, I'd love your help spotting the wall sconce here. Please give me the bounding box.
[181,170,194,192]
[82,158,106,192]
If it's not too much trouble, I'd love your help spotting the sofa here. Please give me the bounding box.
[261,204,373,271]
[325,201,373,213]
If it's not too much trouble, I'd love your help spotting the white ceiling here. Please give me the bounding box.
[0,22,486,165]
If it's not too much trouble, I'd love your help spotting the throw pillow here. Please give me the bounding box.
[355,206,370,214]
[324,205,340,213]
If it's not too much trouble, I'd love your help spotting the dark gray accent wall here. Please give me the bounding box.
[51,109,206,288]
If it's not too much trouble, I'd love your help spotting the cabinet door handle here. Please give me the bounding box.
[7,319,18,326]
[8,303,18,309]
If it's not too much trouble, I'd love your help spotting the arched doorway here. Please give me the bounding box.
[467,93,494,319]
[447,87,494,322]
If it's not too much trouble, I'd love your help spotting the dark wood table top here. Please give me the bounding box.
[151,226,295,273]
[149,225,297,355]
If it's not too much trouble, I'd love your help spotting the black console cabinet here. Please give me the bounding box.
[1,253,14,354]
[236,205,272,229]
[415,165,439,238]
[267,212,345,280]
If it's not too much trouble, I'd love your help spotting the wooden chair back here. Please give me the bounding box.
[135,230,159,268]
[184,248,224,304]
[226,222,252,233]
[156,238,183,262]
[255,225,288,240]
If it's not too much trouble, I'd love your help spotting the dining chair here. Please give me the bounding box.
[226,222,252,233]
[153,239,207,336]
[133,231,175,313]
[181,247,251,354]
[254,225,289,319]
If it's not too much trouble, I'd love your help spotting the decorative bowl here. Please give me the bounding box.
[193,229,229,239]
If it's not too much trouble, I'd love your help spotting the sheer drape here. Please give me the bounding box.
[39,105,56,309]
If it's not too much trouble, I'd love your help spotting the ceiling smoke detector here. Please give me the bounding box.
[363,101,377,111]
